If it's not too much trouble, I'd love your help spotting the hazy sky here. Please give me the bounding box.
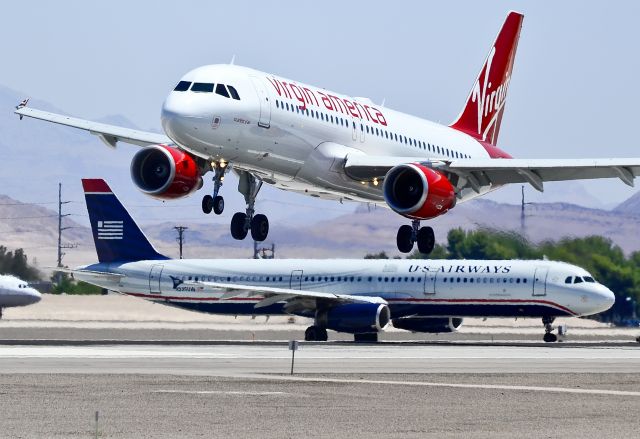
[2,0,640,204]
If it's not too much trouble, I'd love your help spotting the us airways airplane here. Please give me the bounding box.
[66,178,615,342]
[15,12,640,254]
[0,275,42,318]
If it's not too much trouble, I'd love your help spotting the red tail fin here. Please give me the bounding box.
[450,11,523,146]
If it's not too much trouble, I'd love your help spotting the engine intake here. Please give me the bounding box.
[131,145,202,200]
[317,303,391,334]
[383,164,455,219]
[392,317,463,333]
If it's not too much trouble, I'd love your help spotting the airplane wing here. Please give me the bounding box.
[188,280,387,309]
[52,267,126,281]
[14,105,173,148]
[344,155,640,192]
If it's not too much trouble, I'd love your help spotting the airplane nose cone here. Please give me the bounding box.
[27,288,42,305]
[602,288,615,310]
[161,93,210,147]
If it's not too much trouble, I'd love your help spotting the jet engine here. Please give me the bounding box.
[131,145,202,200]
[383,163,456,219]
[317,303,391,334]
[392,317,463,333]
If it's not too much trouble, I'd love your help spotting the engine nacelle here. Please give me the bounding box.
[317,303,391,334]
[131,145,202,200]
[392,317,463,333]
[383,163,456,219]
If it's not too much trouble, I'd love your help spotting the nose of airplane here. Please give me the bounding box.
[590,286,615,314]
[161,92,213,146]
[26,288,42,305]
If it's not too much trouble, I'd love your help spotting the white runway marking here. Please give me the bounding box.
[267,376,640,397]
[154,390,289,396]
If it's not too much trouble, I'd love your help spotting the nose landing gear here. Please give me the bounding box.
[202,161,227,215]
[230,171,270,242]
[397,220,435,254]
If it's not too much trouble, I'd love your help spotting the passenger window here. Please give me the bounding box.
[174,81,191,92]
[216,84,230,98]
[227,85,240,100]
[191,82,214,93]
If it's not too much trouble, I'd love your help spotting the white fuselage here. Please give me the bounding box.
[160,65,499,204]
[0,275,42,309]
[76,258,614,320]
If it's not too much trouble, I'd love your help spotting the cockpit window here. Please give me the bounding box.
[174,81,191,92]
[227,85,240,100]
[191,82,214,93]
[574,276,584,284]
[584,276,596,283]
[215,83,230,98]
[565,276,572,284]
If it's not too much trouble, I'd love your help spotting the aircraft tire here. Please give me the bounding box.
[213,196,224,215]
[250,214,269,242]
[417,226,435,254]
[397,225,414,253]
[543,332,557,343]
[354,333,378,343]
[230,212,248,240]
[201,195,213,214]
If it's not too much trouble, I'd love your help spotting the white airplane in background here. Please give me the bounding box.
[15,12,640,254]
[0,275,42,318]
[65,178,615,343]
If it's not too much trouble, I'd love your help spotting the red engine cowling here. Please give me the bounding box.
[383,163,456,219]
[130,145,202,200]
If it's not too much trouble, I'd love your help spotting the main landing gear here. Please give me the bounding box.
[230,171,269,242]
[542,316,558,343]
[202,161,227,215]
[396,219,435,254]
[304,325,328,342]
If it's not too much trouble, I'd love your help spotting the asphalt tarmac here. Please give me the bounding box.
[0,342,639,438]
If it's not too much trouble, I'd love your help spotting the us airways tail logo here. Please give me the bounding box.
[471,47,512,140]
[97,220,123,240]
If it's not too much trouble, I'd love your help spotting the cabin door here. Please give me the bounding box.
[290,270,303,290]
[250,76,271,128]
[532,267,548,296]
[149,264,164,295]
[423,268,438,295]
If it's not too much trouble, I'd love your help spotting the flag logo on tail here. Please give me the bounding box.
[97,220,123,240]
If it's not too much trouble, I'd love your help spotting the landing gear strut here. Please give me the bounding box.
[542,316,558,343]
[230,171,269,242]
[202,161,227,215]
[304,325,328,342]
[397,220,435,254]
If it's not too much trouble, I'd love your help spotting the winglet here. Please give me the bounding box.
[450,11,524,146]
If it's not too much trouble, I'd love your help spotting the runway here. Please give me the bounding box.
[0,342,640,438]
[2,294,640,438]
[1,342,639,374]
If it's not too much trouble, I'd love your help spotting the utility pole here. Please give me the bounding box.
[174,226,188,259]
[520,185,534,235]
[56,183,76,284]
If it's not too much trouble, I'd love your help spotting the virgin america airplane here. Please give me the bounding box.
[15,12,640,254]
